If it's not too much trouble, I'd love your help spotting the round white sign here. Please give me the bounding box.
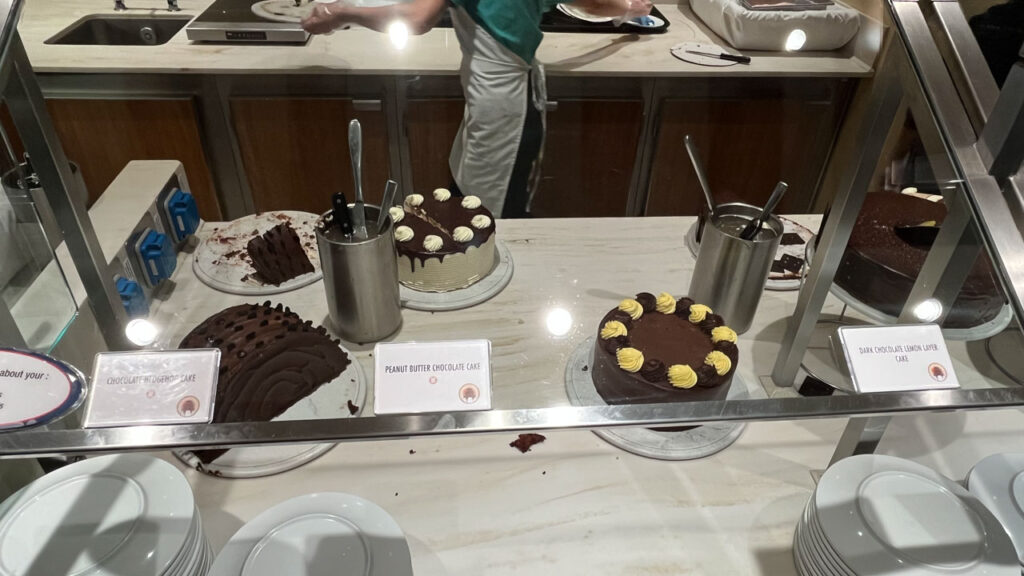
[0,348,87,430]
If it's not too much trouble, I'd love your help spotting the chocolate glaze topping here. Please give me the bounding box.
[395,192,497,265]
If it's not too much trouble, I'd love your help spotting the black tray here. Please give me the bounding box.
[436,5,670,34]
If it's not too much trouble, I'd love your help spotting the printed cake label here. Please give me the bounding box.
[374,340,492,414]
[838,324,960,393]
[84,349,220,428]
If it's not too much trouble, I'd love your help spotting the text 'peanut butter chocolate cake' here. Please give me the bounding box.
[592,292,739,407]
[179,301,350,464]
[390,188,497,292]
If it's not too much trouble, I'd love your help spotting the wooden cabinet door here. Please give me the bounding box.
[531,99,643,218]
[405,98,463,194]
[44,99,221,220]
[646,98,839,216]
[405,98,643,218]
[231,98,391,214]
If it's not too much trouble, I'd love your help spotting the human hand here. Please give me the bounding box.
[302,1,346,35]
[615,0,653,24]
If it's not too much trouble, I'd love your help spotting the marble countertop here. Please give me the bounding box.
[20,0,879,76]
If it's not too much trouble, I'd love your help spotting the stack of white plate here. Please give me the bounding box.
[967,453,1024,571]
[794,454,1018,576]
[0,454,210,576]
[210,492,413,576]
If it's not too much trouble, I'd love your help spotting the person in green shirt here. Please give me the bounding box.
[304,0,651,218]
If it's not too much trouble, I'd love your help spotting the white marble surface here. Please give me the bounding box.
[127,211,1022,575]
[20,0,879,77]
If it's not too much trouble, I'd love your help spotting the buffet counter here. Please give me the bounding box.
[19,0,878,77]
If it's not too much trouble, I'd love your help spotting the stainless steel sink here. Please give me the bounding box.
[45,15,192,46]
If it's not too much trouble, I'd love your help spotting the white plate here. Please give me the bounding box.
[0,454,194,576]
[251,0,313,23]
[556,3,613,22]
[175,347,367,478]
[967,453,1024,565]
[671,42,738,67]
[686,216,814,291]
[193,211,322,296]
[208,493,412,576]
[815,455,1018,576]
[804,499,854,576]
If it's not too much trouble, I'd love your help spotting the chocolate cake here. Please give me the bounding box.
[592,293,738,409]
[179,301,350,463]
[835,193,1005,328]
[246,223,314,285]
[391,189,497,292]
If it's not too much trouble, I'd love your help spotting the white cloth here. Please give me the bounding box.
[690,0,861,51]
[448,6,547,212]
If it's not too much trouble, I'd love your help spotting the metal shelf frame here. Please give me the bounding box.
[0,0,1021,461]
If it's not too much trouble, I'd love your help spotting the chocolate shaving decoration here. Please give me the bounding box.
[696,364,719,387]
[347,400,359,415]
[640,359,667,383]
[674,297,695,318]
[635,292,657,313]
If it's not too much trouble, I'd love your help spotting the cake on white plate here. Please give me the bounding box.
[390,188,497,292]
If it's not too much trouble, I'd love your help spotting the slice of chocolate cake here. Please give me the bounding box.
[180,301,350,463]
[246,223,314,285]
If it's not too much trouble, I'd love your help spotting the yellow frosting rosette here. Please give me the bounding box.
[618,298,643,320]
[688,304,712,324]
[704,351,732,376]
[600,320,627,340]
[667,364,698,389]
[711,326,738,344]
[616,348,644,373]
[655,292,676,314]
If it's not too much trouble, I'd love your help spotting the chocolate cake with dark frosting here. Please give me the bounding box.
[179,301,350,463]
[391,189,497,292]
[246,223,314,285]
[835,193,1004,328]
[592,292,738,408]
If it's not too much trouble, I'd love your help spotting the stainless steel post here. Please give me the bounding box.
[770,41,907,387]
[2,33,130,351]
[980,61,1024,180]
[828,416,891,466]
[0,297,26,349]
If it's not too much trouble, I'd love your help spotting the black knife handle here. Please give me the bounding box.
[332,193,353,236]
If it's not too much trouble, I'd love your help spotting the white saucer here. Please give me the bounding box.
[0,454,195,576]
[208,493,412,576]
[967,453,1024,565]
[556,3,613,22]
[193,211,322,296]
[815,455,1018,576]
[175,347,367,478]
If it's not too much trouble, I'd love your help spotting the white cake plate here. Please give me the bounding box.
[564,337,746,460]
[251,0,314,23]
[685,216,814,291]
[193,211,322,296]
[804,242,1015,342]
[174,345,367,478]
[400,240,514,312]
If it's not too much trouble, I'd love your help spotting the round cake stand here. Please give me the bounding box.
[564,337,746,461]
[174,348,367,479]
[400,241,514,312]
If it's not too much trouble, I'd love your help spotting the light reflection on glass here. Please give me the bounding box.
[912,298,943,323]
[546,307,573,338]
[785,29,807,51]
[388,21,409,50]
[125,319,159,347]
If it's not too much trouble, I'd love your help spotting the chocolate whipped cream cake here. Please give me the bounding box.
[592,292,739,406]
[390,189,497,292]
[179,301,350,463]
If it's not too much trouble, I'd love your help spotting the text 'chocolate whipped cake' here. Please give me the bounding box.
[246,222,314,286]
[179,301,350,464]
[390,188,497,292]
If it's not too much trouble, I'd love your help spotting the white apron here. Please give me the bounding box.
[448,6,547,213]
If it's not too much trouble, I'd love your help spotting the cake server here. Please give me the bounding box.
[376,179,398,232]
[684,135,716,217]
[348,119,368,240]
[740,181,788,240]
